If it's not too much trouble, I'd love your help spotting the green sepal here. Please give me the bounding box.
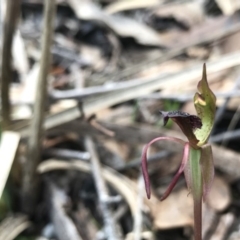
[184,147,202,199]
[194,64,216,146]
[200,144,214,201]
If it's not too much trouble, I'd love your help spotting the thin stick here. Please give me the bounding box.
[85,136,119,240]
[21,0,56,215]
[0,0,20,129]
[133,176,144,240]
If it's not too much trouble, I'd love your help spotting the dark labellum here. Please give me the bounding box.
[159,110,202,130]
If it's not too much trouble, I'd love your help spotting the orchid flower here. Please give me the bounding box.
[141,64,216,240]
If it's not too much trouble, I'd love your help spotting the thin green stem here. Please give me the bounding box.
[189,147,202,240]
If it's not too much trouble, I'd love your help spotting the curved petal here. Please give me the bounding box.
[160,143,190,201]
[141,136,186,199]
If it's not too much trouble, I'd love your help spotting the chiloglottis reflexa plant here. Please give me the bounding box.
[141,64,216,240]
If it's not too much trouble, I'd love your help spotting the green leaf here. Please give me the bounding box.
[194,64,216,146]
[200,144,214,201]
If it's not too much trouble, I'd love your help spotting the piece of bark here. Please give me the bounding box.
[207,176,231,211]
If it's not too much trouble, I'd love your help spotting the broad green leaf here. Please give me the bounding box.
[200,144,214,201]
[194,64,216,146]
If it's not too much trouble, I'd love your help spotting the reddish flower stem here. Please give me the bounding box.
[194,198,202,240]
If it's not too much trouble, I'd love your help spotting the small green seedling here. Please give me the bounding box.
[142,64,216,240]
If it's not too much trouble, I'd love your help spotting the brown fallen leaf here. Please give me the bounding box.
[153,188,193,229]
[149,184,225,230]
[206,176,231,211]
[220,31,240,54]
[103,139,130,160]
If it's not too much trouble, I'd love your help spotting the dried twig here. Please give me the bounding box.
[85,136,119,240]
[89,119,115,137]
[133,176,144,240]
[49,183,82,240]
[50,77,153,100]
[22,0,56,214]
[44,148,90,161]
[0,0,20,129]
